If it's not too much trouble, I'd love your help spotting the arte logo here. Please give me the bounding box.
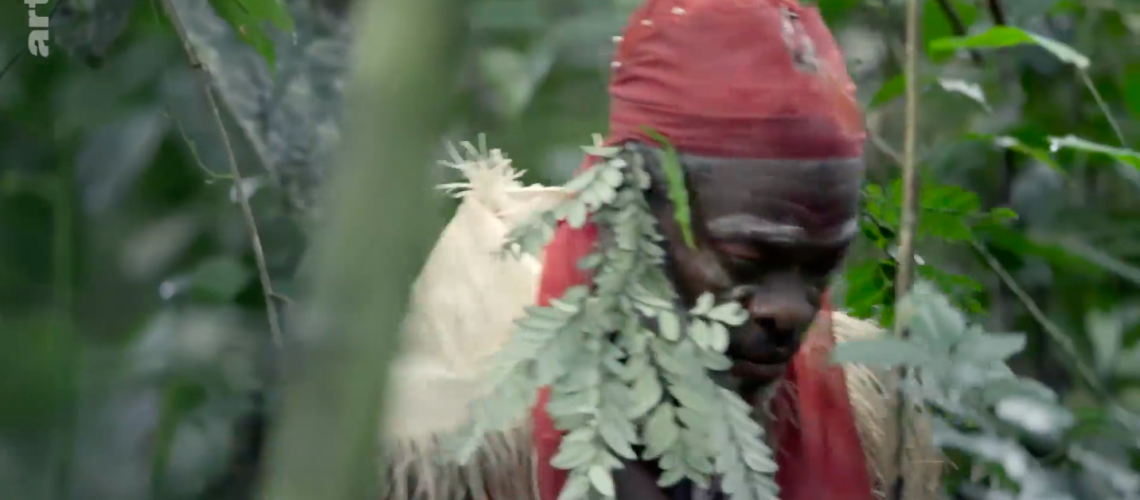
[27,0,50,57]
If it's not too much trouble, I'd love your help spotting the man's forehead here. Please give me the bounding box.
[705,213,858,246]
[684,155,865,187]
[629,143,864,243]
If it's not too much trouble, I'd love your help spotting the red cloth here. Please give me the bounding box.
[606,0,865,159]
[532,1,873,499]
[532,219,598,500]
[771,295,876,500]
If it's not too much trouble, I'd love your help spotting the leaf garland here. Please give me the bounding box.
[451,135,779,500]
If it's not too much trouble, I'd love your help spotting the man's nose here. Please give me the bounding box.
[747,297,815,348]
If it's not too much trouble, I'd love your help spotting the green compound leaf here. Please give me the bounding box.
[640,126,696,249]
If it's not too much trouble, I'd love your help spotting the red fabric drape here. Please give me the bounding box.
[771,296,875,500]
[604,0,865,158]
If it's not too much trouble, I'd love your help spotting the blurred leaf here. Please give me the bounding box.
[985,134,1064,171]
[996,396,1076,434]
[1125,63,1140,119]
[870,73,907,108]
[929,26,1091,69]
[921,0,978,61]
[831,338,933,367]
[1086,309,1124,377]
[843,257,893,322]
[953,331,1027,366]
[151,377,209,494]
[1051,236,1140,288]
[1047,135,1140,170]
[0,315,78,430]
[54,0,139,66]
[187,256,252,303]
[980,378,1059,406]
[205,0,295,71]
[919,264,985,314]
[477,44,556,119]
[937,78,992,112]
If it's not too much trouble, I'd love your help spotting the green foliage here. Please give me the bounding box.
[833,283,1140,499]
[1048,135,1140,171]
[929,26,1090,69]
[456,137,776,500]
[845,179,1015,323]
[205,0,295,71]
[187,256,253,303]
[639,127,696,249]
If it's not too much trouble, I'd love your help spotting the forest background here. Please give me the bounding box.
[1,0,1139,499]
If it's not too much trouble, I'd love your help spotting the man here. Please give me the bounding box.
[530,1,915,499]
[383,1,941,499]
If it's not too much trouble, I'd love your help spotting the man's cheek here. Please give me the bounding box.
[664,248,732,304]
[689,250,733,289]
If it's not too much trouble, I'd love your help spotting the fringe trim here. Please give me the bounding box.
[437,141,565,228]
[382,142,553,500]
[380,424,538,500]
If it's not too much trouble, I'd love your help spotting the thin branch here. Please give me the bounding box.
[168,111,239,183]
[889,0,922,499]
[1078,69,1127,146]
[969,241,1107,399]
[156,0,284,349]
[933,0,982,64]
[868,116,906,166]
[894,1,921,331]
[985,0,1007,25]
[978,0,1021,209]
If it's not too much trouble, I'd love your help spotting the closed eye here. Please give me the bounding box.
[715,241,763,262]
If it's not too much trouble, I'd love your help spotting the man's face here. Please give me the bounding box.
[642,147,864,384]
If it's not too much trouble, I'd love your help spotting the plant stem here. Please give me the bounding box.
[255,0,461,497]
[894,0,921,305]
[1078,69,1126,146]
[933,0,982,64]
[156,0,284,349]
[889,0,922,498]
[970,241,1108,401]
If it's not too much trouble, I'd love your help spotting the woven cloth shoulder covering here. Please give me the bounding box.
[379,147,564,500]
[605,0,865,158]
[834,314,944,500]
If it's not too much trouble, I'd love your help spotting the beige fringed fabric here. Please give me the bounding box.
[383,145,942,500]
[834,314,943,500]
[380,145,560,500]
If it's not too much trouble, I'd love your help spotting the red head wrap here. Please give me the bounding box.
[531,1,872,499]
